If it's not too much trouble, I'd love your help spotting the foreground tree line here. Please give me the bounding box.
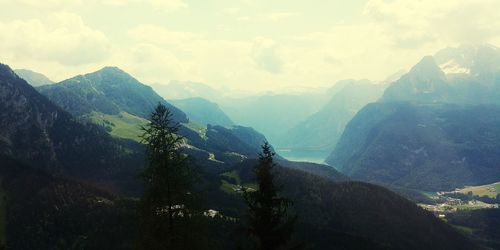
[138,103,297,250]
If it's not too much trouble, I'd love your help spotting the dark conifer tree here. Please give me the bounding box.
[138,103,201,250]
[243,142,296,250]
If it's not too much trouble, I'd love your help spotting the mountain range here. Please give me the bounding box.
[152,80,332,145]
[170,97,234,127]
[282,80,387,153]
[0,60,481,249]
[13,69,54,87]
[37,67,187,122]
[218,91,332,144]
[153,78,389,158]
[34,66,272,172]
[327,44,500,191]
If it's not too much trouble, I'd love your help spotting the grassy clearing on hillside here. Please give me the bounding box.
[219,170,257,194]
[183,121,207,139]
[221,170,241,184]
[88,112,209,143]
[457,182,500,198]
[220,180,237,193]
[421,191,437,198]
[455,201,498,211]
[88,112,148,142]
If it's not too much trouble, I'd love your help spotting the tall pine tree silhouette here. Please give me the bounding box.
[244,142,296,250]
[138,103,201,249]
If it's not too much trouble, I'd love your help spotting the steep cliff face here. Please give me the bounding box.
[0,63,66,167]
[326,45,500,191]
[327,102,500,190]
[0,63,142,179]
[381,56,450,103]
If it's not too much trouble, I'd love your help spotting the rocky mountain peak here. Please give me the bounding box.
[408,56,446,81]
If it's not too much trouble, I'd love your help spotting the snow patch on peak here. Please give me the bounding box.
[439,59,471,75]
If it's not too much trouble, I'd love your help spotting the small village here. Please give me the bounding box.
[419,191,499,218]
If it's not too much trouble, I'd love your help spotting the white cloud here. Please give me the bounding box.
[124,25,257,87]
[221,7,241,15]
[364,0,500,48]
[0,0,81,10]
[0,12,111,66]
[115,43,192,83]
[121,23,441,92]
[100,0,187,11]
[237,12,299,23]
[283,22,445,84]
[3,0,500,94]
[0,0,187,12]
[251,38,283,74]
[128,25,202,47]
[143,0,188,10]
[266,12,299,21]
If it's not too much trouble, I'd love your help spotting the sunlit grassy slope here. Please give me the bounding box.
[183,120,207,139]
[219,170,257,194]
[88,111,148,142]
[88,111,208,143]
[457,182,500,198]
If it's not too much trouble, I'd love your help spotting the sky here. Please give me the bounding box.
[1,0,500,94]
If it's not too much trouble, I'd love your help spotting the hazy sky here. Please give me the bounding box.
[1,0,500,94]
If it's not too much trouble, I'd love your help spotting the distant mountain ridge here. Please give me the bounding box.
[0,62,479,250]
[219,92,331,144]
[38,67,187,122]
[35,66,272,169]
[327,102,500,190]
[327,44,500,191]
[382,44,500,105]
[283,80,387,153]
[381,56,450,103]
[170,97,234,127]
[435,44,500,78]
[153,79,334,146]
[14,69,54,87]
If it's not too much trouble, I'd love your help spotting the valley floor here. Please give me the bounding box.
[419,198,499,217]
[418,181,500,218]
